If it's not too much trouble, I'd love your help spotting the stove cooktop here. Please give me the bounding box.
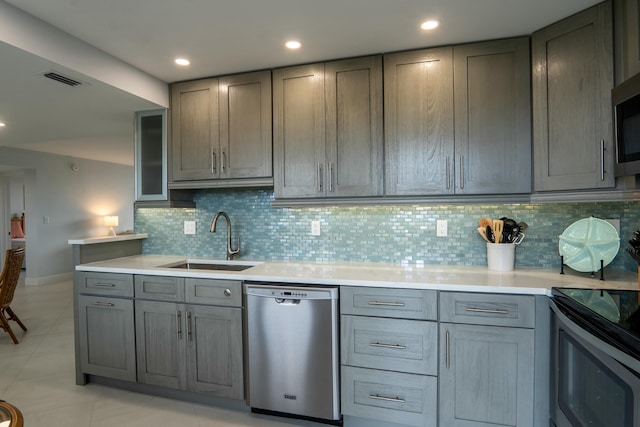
[552,287,640,359]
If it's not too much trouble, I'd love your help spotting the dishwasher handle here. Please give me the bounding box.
[275,298,301,305]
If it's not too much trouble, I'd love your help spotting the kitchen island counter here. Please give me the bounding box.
[75,255,639,295]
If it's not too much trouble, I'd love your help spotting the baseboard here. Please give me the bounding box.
[24,271,73,286]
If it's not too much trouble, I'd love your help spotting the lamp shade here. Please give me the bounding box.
[104,216,119,227]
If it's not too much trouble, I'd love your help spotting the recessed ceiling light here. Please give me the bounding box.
[0,122,5,128]
[175,58,191,66]
[421,20,440,30]
[285,40,302,50]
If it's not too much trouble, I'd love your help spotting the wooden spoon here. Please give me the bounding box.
[477,226,491,243]
[479,218,493,229]
[493,219,504,243]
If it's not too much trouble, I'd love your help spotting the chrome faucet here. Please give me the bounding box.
[209,211,240,260]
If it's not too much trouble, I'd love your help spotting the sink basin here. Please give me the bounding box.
[162,260,257,272]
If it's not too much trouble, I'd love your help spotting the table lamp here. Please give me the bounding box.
[104,216,118,237]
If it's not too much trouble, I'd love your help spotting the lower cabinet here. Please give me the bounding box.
[439,323,534,427]
[77,294,136,382]
[135,300,244,399]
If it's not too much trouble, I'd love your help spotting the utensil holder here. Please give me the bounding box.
[486,242,516,272]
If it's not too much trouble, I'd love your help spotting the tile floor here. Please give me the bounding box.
[0,276,317,426]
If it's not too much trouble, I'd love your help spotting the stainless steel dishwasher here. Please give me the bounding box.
[245,283,340,424]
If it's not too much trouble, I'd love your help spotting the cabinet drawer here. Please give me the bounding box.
[439,292,535,328]
[185,279,242,307]
[76,272,133,297]
[340,287,437,320]
[341,315,437,375]
[341,366,437,427]
[135,275,185,302]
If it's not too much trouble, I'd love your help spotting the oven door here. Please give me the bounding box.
[550,300,640,427]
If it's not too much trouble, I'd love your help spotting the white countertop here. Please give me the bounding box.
[75,255,640,295]
[68,234,148,245]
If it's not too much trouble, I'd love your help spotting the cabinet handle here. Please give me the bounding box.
[223,288,232,297]
[211,151,217,174]
[222,151,226,174]
[369,394,406,404]
[459,155,464,190]
[187,312,192,341]
[368,301,405,307]
[465,307,509,315]
[317,163,323,192]
[370,342,407,350]
[445,330,450,369]
[176,310,182,339]
[93,283,116,287]
[92,301,114,307]
[328,162,334,192]
[446,157,450,190]
[600,140,605,181]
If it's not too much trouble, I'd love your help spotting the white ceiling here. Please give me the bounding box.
[0,0,603,166]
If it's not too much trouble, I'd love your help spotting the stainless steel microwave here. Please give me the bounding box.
[613,72,640,176]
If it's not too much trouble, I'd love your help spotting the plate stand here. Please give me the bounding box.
[560,256,605,280]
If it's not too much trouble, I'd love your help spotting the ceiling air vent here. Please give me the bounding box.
[42,71,83,87]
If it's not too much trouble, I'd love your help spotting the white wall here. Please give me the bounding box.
[0,146,134,284]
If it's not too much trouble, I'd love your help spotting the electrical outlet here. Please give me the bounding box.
[184,220,196,235]
[436,219,448,237]
[311,220,321,236]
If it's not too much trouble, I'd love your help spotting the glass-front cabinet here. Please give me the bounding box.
[135,109,167,202]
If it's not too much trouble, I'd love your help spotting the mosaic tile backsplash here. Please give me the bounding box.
[135,189,640,272]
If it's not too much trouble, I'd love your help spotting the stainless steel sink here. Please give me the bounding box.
[162,260,257,272]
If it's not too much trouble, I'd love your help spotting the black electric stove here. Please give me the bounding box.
[552,288,640,361]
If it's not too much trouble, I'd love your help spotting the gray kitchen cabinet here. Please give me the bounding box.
[135,109,166,202]
[77,294,136,382]
[385,38,530,196]
[170,71,272,186]
[135,277,244,399]
[453,37,531,194]
[341,286,438,427]
[532,1,615,191]
[170,78,218,181]
[384,47,454,195]
[615,0,640,82]
[273,56,383,199]
[439,292,535,427]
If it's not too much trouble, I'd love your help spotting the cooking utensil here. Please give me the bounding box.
[517,222,528,232]
[513,232,525,245]
[486,225,495,243]
[477,226,491,243]
[493,219,504,243]
[479,218,493,229]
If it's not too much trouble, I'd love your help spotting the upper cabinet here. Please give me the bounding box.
[273,56,383,199]
[615,0,640,83]
[384,47,454,196]
[532,1,615,192]
[169,71,272,188]
[384,38,531,196]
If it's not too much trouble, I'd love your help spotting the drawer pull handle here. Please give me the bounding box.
[92,301,114,307]
[369,394,405,404]
[370,342,407,350]
[465,307,509,315]
[368,301,405,307]
[224,288,232,297]
[93,283,116,287]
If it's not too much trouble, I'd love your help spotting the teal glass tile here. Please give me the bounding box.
[134,189,640,272]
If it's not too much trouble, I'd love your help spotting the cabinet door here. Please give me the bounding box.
[135,300,186,389]
[532,1,614,191]
[616,0,640,81]
[135,109,167,201]
[219,70,272,179]
[273,64,325,198]
[384,47,454,195]
[77,295,136,382]
[439,323,534,427]
[185,304,244,399]
[325,56,383,197]
[171,78,219,181]
[454,38,531,194]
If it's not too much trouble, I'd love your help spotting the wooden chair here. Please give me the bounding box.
[0,248,26,344]
[0,400,23,427]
